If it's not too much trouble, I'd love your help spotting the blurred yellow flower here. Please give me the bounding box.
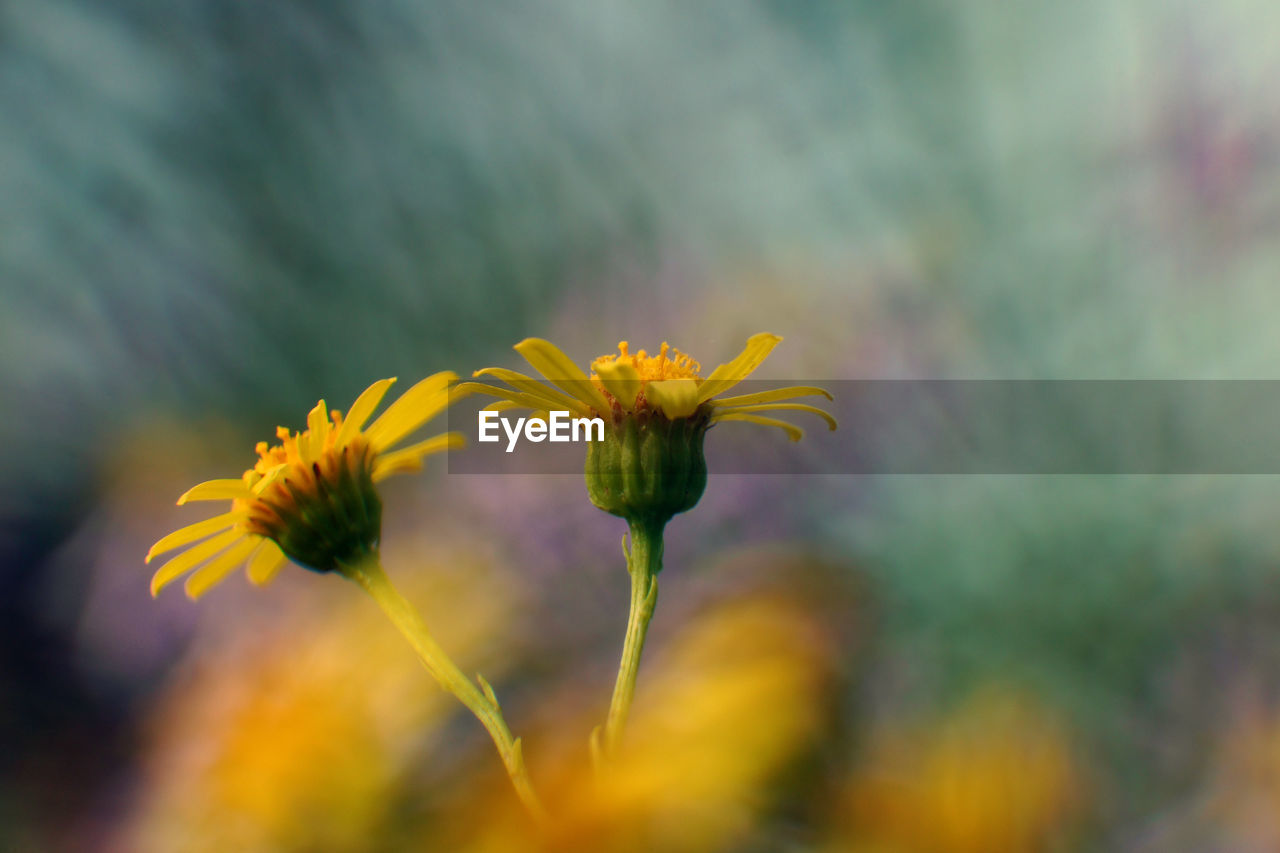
[145,373,463,598]
[461,594,832,853]
[462,333,835,439]
[125,550,517,853]
[835,690,1081,853]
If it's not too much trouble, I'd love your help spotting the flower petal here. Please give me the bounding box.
[698,333,783,402]
[456,382,587,417]
[146,511,242,563]
[473,367,586,414]
[246,539,289,586]
[711,385,833,408]
[184,535,259,600]
[711,402,836,431]
[177,479,255,505]
[513,338,612,414]
[252,463,289,493]
[335,378,397,447]
[372,432,465,482]
[594,360,643,412]
[364,371,458,452]
[712,412,805,442]
[150,529,245,596]
[647,379,701,419]
[303,399,328,462]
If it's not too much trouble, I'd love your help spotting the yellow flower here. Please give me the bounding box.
[461,333,835,525]
[461,332,836,441]
[456,593,830,853]
[146,373,464,599]
[125,550,518,853]
[835,690,1081,853]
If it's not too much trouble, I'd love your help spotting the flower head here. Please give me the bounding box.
[461,334,835,525]
[464,333,835,437]
[146,373,464,598]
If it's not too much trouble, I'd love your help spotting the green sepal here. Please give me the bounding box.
[584,411,710,530]
[265,449,383,574]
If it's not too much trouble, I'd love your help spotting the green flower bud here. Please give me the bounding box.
[584,411,710,528]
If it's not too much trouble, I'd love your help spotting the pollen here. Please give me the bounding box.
[249,411,346,479]
[590,341,704,414]
[592,341,702,383]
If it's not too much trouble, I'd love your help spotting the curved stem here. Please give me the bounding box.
[602,519,663,759]
[341,554,547,824]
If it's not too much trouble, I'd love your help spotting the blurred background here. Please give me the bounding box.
[5,0,1280,849]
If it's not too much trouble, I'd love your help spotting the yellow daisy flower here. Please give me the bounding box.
[462,332,836,441]
[461,334,837,761]
[146,373,464,599]
[460,333,835,524]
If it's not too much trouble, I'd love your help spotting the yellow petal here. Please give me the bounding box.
[698,333,783,402]
[473,367,586,414]
[246,540,289,585]
[513,338,613,414]
[712,412,804,442]
[595,360,643,412]
[711,403,836,431]
[372,432,465,482]
[252,463,288,494]
[304,398,329,461]
[146,511,242,563]
[446,383,476,407]
[455,382,586,417]
[184,536,259,600]
[711,385,833,408]
[177,479,255,504]
[647,378,701,419]
[335,378,397,447]
[364,371,458,452]
[150,529,245,596]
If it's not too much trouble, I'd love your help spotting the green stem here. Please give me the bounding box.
[602,518,663,759]
[341,554,547,824]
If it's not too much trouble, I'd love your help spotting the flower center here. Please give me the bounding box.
[249,410,346,478]
[590,341,703,414]
[592,341,702,383]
